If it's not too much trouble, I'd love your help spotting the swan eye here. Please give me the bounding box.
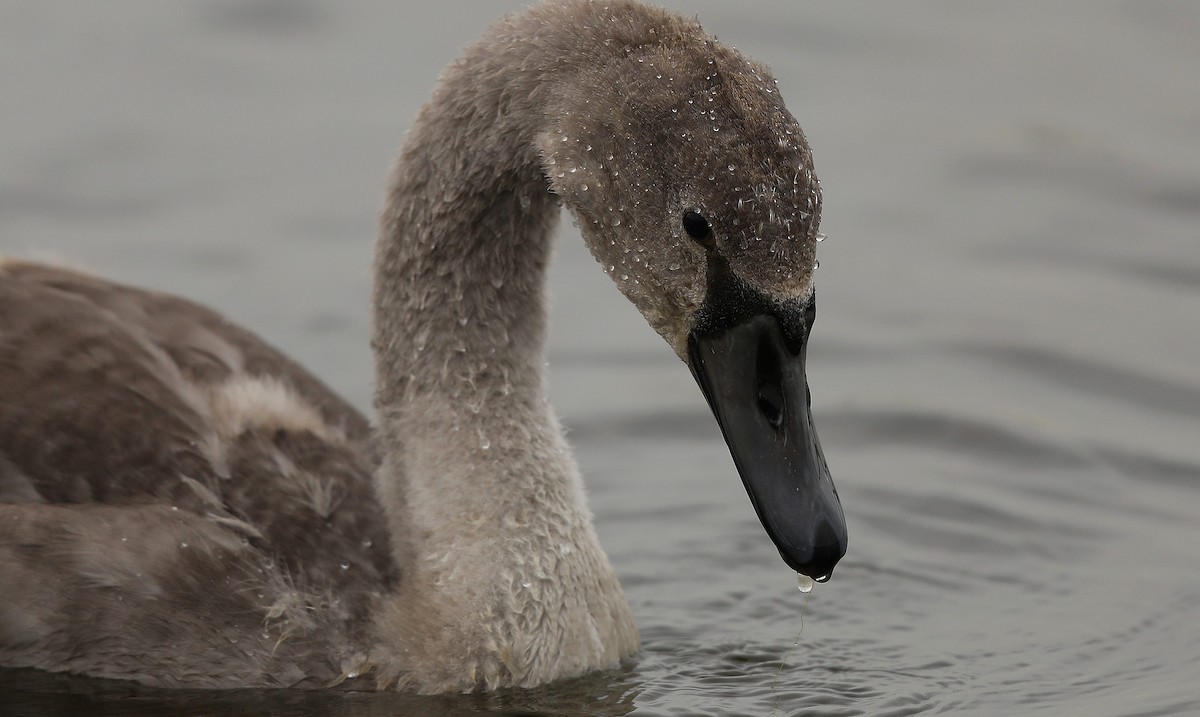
[682,211,713,245]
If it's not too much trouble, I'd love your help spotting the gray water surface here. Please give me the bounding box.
[2,2,1199,715]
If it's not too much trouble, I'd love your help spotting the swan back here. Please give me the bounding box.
[0,260,393,686]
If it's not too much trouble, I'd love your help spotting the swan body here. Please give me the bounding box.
[0,0,846,693]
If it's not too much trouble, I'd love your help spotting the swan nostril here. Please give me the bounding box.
[757,381,784,428]
[755,334,785,428]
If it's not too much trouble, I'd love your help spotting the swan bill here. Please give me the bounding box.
[686,287,847,581]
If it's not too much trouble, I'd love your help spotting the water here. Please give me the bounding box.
[2,1,1199,715]
[797,575,814,594]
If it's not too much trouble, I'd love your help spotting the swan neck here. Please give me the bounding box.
[367,8,639,690]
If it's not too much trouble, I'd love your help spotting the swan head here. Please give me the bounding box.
[536,21,847,581]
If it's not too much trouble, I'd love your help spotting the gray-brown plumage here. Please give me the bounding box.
[0,260,393,686]
[0,0,842,694]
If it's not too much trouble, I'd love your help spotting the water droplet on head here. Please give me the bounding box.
[815,232,827,242]
[797,573,814,593]
[340,562,350,571]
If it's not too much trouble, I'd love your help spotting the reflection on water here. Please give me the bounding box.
[2,1,1199,715]
[0,667,642,717]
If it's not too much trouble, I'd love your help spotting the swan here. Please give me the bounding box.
[0,0,846,693]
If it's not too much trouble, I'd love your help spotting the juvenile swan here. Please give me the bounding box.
[0,0,846,693]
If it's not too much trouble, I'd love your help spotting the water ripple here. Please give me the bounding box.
[954,342,1200,419]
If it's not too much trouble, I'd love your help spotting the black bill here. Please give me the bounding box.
[686,280,847,581]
